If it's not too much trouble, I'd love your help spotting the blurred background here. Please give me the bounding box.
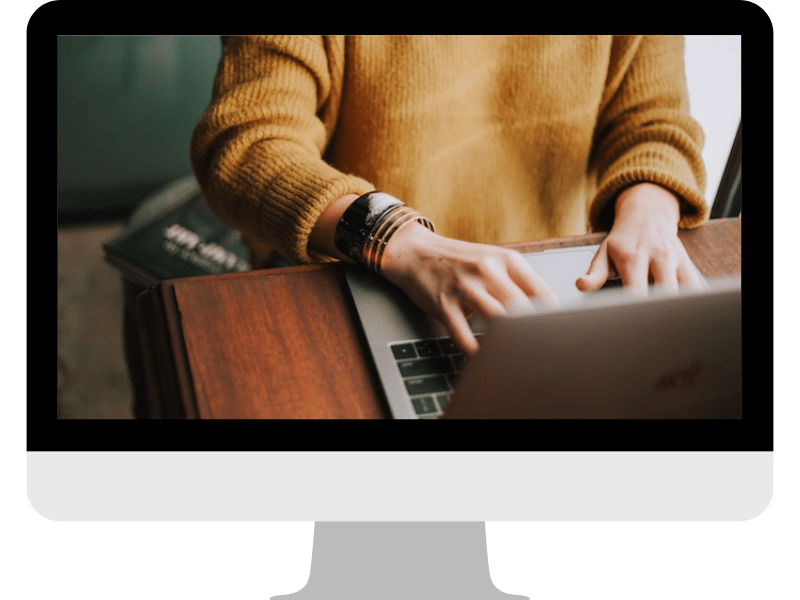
[57,36,221,418]
[56,35,741,419]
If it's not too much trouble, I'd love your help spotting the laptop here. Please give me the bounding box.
[343,245,741,419]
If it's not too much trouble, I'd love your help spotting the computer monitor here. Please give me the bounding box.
[38,11,771,600]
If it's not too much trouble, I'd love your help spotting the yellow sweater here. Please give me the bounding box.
[191,35,707,267]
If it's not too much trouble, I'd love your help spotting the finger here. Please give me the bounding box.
[614,250,649,295]
[462,282,510,320]
[576,242,611,291]
[676,259,705,290]
[496,278,547,312]
[438,301,480,355]
[459,275,529,320]
[454,252,542,312]
[648,254,679,292]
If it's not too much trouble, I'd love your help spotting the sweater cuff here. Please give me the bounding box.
[260,160,375,264]
[589,143,709,232]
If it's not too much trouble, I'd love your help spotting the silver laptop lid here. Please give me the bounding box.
[444,276,741,419]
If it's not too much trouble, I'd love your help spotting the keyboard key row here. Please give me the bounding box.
[391,335,481,418]
[390,337,463,360]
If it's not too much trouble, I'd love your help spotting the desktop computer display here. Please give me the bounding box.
[41,11,771,600]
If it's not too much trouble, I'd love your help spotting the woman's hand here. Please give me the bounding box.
[380,224,558,355]
[576,183,703,294]
[309,193,558,355]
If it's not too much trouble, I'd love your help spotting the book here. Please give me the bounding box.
[103,177,251,288]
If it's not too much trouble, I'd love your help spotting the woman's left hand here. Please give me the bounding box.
[576,182,704,294]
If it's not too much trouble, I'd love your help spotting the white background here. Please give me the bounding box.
[8,6,799,599]
[684,35,741,203]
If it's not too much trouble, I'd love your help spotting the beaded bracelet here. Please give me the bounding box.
[334,191,435,274]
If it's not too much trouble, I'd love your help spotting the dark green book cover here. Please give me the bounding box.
[103,179,250,287]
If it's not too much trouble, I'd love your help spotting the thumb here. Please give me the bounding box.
[576,243,610,291]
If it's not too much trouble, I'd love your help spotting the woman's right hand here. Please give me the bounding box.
[379,222,559,355]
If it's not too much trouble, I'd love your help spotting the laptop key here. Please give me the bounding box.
[438,338,461,354]
[404,375,450,396]
[414,339,441,357]
[391,343,417,360]
[411,395,439,415]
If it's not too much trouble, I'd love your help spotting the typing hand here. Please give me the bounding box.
[381,223,558,355]
[576,183,704,294]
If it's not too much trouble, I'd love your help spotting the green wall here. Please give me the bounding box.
[57,35,221,221]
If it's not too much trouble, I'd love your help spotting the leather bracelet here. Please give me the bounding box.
[334,191,435,274]
[334,191,401,263]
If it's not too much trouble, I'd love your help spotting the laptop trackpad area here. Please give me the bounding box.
[522,245,599,306]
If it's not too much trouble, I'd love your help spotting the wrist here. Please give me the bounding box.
[614,183,681,227]
[308,193,361,261]
[380,221,439,278]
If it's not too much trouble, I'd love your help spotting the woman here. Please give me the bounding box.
[191,35,707,354]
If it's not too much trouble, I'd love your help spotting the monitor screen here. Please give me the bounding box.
[37,6,778,600]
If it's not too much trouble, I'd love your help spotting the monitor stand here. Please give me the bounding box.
[271,522,527,600]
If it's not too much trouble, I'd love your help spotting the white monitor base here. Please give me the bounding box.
[272,522,526,600]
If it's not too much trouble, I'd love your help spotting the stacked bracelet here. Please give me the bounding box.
[334,191,435,274]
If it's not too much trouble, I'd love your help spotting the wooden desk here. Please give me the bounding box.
[136,218,741,419]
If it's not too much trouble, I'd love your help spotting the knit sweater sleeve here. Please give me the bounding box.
[190,35,375,264]
[588,35,708,232]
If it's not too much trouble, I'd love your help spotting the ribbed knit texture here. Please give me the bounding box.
[191,35,707,266]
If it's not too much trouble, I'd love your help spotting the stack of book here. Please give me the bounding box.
[103,177,251,288]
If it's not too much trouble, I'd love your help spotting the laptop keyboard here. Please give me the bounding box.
[390,336,480,418]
